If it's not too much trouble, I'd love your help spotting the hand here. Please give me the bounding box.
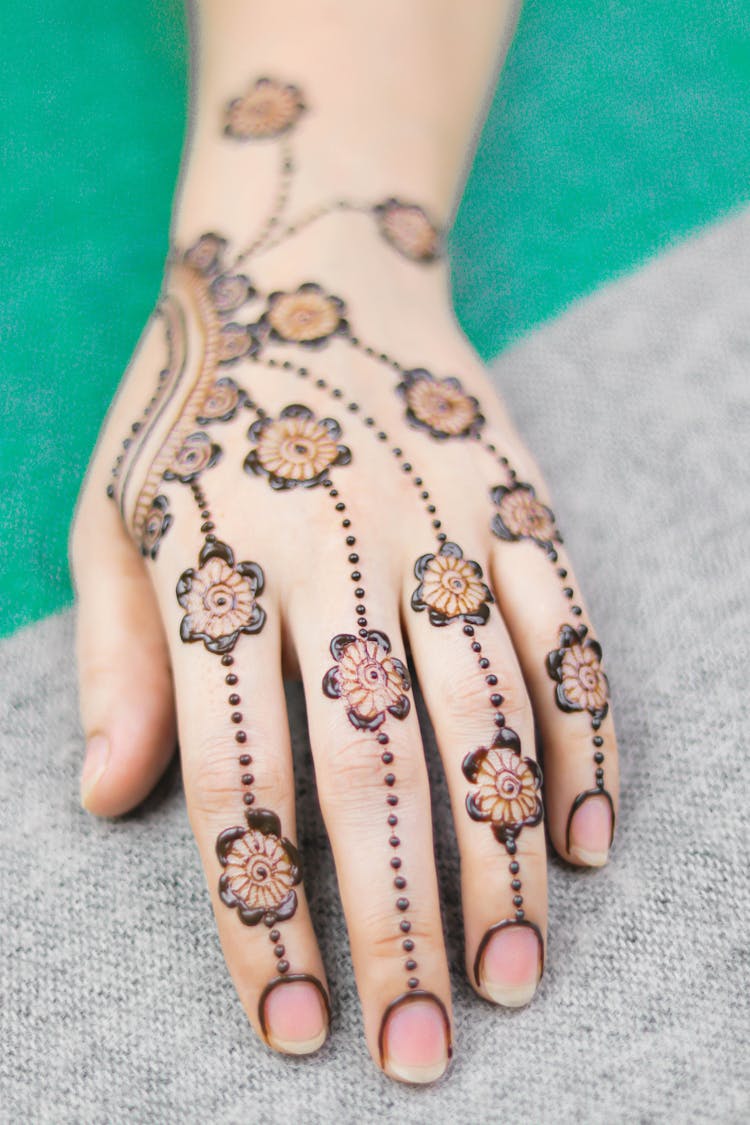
[71,67,618,1086]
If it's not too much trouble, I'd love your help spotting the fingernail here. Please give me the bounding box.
[262,978,329,1056]
[380,994,451,1084]
[568,793,613,866]
[477,922,543,1007]
[80,734,110,808]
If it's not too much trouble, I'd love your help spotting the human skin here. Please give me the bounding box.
[70,0,619,1085]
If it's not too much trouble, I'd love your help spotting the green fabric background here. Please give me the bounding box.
[1,0,748,638]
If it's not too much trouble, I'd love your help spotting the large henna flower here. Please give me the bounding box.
[412,542,493,626]
[196,377,246,425]
[224,78,305,140]
[491,482,560,558]
[210,273,256,316]
[463,729,543,848]
[140,495,172,560]
[217,809,302,926]
[397,368,484,440]
[546,624,609,722]
[176,539,265,655]
[323,630,410,730]
[244,404,351,489]
[184,232,227,275]
[373,199,441,262]
[163,432,222,484]
[261,283,349,347]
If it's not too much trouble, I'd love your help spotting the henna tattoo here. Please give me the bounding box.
[397,368,484,440]
[259,283,349,347]
[411,542,493,627]
[177,538,266,654]
[163,431,222,483]
[323,631,411,730]
[244,404,351,489]
[217,809,302,926]
[546,624,609,724]
[224,77,305,141]
[463,731,543,849]
[140,495,172,559]
[195,376,247,425]
[373,199,441,262]
[491,481,560,560]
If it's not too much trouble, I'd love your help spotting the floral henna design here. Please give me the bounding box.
[196,376,247,425]
[218,323,260,365]
[217,809,302,926]
[177,538,266,655]
[163,431,222,484]
[463,730,543,850]
[323,631,411,730]
[210,273,256,315]
[373,199,441,262]
[224,77,305,141]
[412,542,493,627]
[245,404,352,489]
[184,232,228,276]
[397,368,484,440]
[260,283,349,347]
[140,494,173,559]
[491,481,561,559]
[546,624,609,723]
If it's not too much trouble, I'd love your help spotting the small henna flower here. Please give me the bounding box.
[209,274,256,316]
[163,432,221,484]
[412,542,493,626]
[217,809,302,926]
[196,377,246,425]
[463,730,544,848]
[546,624,609,722]
[244,404,351,489]
[176,539,265,655]
[491,482,560,558]
[322,630,410,730]
[140,494,172,560]
[397,368,484,439]
[374,199,441,262]
[224,77,305,140]
[262,283,349,347]
[184,232,227,275]
[218,323,259,365]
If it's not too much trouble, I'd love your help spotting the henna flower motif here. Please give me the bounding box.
[262,283,349,347]
[163,432,221,484]
[196,377,246,425]
[218,323,259,365]
[140,495,172,560]
[491,482,560,558]
[176,539,265,655]
[210,273,256,316]
[245,404,351,489]
[224,77,305,140]
[463,730,544,848]
[412,542,493,626]
[546,624,609,722]
[217,809,302,926]
[374,199,441,262]
[184,232,227,275]
[397,368,484,440]
[322,630,410,730]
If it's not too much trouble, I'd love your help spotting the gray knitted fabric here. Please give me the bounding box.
[1,209,748,1123]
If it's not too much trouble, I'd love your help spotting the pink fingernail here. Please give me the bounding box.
[568,793,613,866]
[80,734,110,807]
[262,979,329,1055]
[478,922,543,1007]
[380,994,451,1084]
